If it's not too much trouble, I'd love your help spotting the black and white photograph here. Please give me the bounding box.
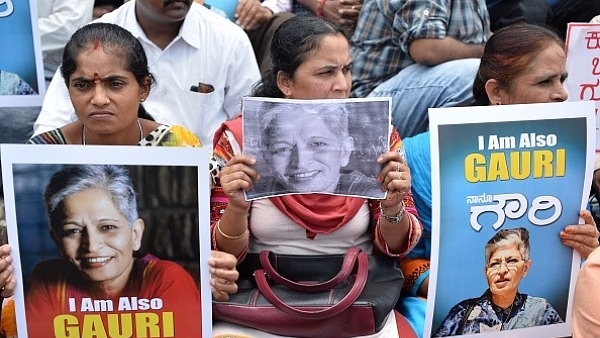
[242,97,391,200]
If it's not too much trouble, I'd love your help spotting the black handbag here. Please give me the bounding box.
[212,247,404,338]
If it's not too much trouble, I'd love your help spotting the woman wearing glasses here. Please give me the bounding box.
[433,227,562,336]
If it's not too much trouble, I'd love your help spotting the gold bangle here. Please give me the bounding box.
[217,221,248,240]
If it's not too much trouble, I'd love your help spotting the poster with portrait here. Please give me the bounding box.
[1,145,212,338]
[0,0,45,106]
[425,101,596,338]
[242,97,391,200]
[564,23,600,152]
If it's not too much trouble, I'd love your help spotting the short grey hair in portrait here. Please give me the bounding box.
[260,101,351,148]
[484,227,531,263]
[43,165,139,228]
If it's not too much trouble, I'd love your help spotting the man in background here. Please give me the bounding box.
[350,0,491,138]
[33,0,260,146]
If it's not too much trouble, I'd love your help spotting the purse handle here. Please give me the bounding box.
[253,249,369,319]
[258,246,362,292]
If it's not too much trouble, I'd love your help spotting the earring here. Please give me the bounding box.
[140,98,145,103]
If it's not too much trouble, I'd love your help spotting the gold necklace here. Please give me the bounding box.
[82,119,144,145]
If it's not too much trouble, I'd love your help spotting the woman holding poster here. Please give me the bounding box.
[25,165,201,337]
[23,20,239,300]
[398,22,600,337]
[210,15,422,337]
[0,19,240,337]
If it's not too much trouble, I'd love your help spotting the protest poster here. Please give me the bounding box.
[0,0,45,106]
[242,97,391,200]
[425,101,595,338]
[1,145,211,337]
[564,22,600,152]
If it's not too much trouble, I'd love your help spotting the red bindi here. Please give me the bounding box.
[93,72,100,83]
[92,39,101,50]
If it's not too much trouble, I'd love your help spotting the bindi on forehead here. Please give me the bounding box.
[92,38,102,50]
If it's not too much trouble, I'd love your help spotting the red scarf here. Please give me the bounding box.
[213,116,365,236]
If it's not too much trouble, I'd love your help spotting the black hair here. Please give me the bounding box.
[61,22,154,89]
[473,23,564,105]
[252,16,346,98]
